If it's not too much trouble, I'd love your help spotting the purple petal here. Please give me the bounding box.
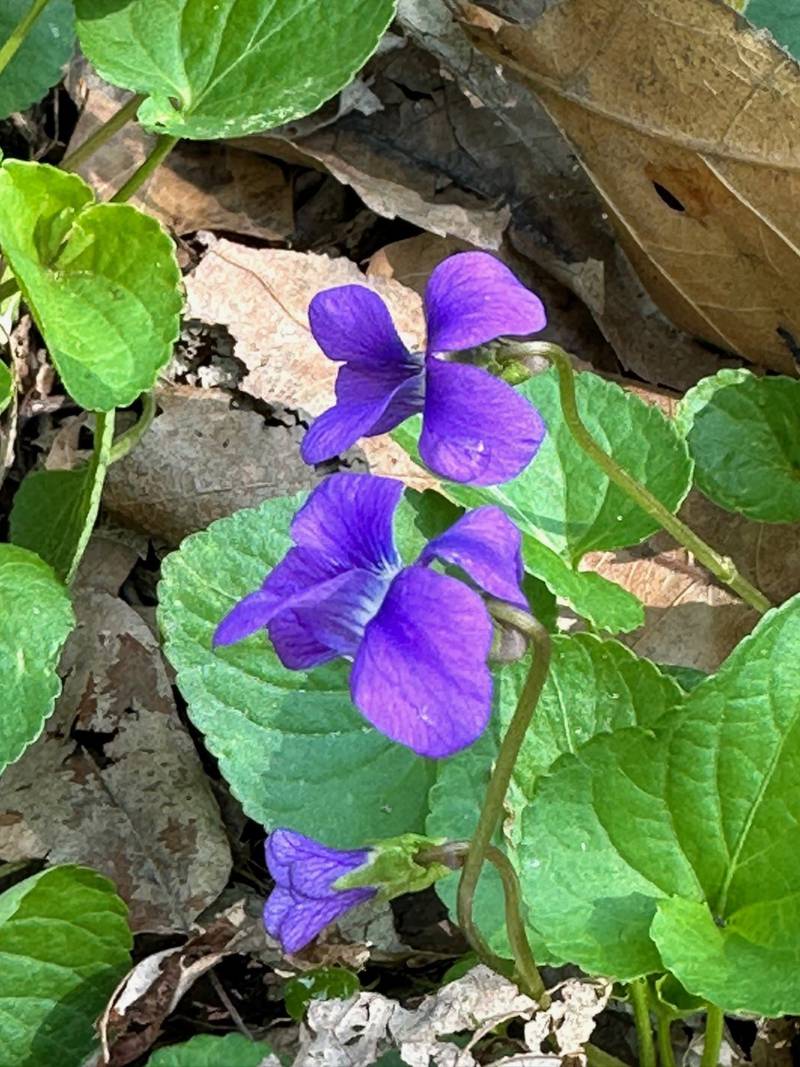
[214,546,340,646]
[264,884,374,954]
[265,830,370,894]
[420,359,546,485]
[268,569,389,669]
[309,285,410,364]
[420,506,526,609]
[301,358,423,465]
[424,252,546,355]
[350,567,493,758]
[291,474,403,573]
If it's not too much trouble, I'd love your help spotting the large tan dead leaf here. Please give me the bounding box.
[185,239,435,488]
[105,387,319,544]
[0,590,231,933]
[457,0,800,373]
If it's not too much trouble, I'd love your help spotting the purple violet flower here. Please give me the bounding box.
[301,251,547,486]
[263,829,375,953]
[214,472,526,758]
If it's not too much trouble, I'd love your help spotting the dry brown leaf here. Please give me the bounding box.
[65,67,292,239]
[457,0,800,373]
[0,590,231,933]
[104,387,320,545]
[184,239,435,488]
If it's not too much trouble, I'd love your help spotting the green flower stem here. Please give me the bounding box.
[457,598,551,1005]
[513,342,772,616]
[109,391,157,464]
[110,134,179,203]
[61,94,145,173]
[584,1044,632,1067]
[484,844,547,1004]
[700,1006,724,1067]
[657,1013,677,1067]
[629,978,657,1067]
[0,0,51,78]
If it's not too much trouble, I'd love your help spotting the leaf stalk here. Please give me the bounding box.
[110,134,179,203]
[629,978,657,1067]
[61,94,145,173]
[0,0,51,79]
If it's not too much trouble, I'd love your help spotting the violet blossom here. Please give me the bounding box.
[301,251,547,485]
[214,472,526,758]
[263,829,374,953]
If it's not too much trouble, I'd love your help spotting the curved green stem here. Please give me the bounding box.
[629,978,656,1067]
[61,94,145,173]
[485,844,547,1003]
[457,600,551,1004]
[0,0,50,78]
[700,1005,724,1067]
[110,135,179,203]
[514,342,772,616]
[656,1013,677,1067]
[109,391,156,464]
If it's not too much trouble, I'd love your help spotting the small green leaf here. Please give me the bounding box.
[74,0,396,140]
[0,0,75,119]
[743,0,800,59]
[284,967,360,1022]
[147,1033,276,1067]
[519,594,800,1014]
[0,361,11,416]
[0,544,75,774]
[428,634,682,952]
[11,411,115,582]
[158,493,435,847]
[0,160,182,411]
[676,369,800,523]
[0,864,131,1067]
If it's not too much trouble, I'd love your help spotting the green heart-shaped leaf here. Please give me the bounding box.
[158,492,435,847]
[0,161,182,411]
[75,0,396,139]
[677,369,800,523]
[0,0,75,119]
[519,594,800,1013]
[147,1034,276,1067]
[428,634,682,953]
[0,865,131,1067]
[0,544,75,774]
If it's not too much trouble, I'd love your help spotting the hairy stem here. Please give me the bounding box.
[61,94,145,173]
[109,391,157,464]
[700,1006,724,1067]
[0,0,50,78]
[657,1013,677,1067]
[457,599,551,1004]
[485,845,547,1003]
[629,978,656,1067]
[512,342,772,615]
[110,135,179,203]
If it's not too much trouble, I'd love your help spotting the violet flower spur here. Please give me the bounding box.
[263,829,375,953]
[213,472,527,758]
[301,251,548,486]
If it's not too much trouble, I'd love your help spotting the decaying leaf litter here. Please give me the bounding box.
[1,1,800,1064]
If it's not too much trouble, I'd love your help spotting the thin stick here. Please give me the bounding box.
[512,342,772,615]
[61,94,145,173]
[0,0,50,79]
[110,135,179,203]
[457,600,551,1005]
[209,969,253,1041]
[629,978,656,1067]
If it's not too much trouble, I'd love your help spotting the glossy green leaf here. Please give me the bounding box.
[284,967,360,1021]
[676,369,800,523]
[0,0,75,119]
[74,0,396,140]
[519,594,800,1014]
[147,1034,275,1067]
[0,544,75,775]
[10,411,115,582]
[0,865,131,1067]
[428,634,682,953]
[743,0,800,59]
[0,361,11,416]
[158,492,435,847]
[0,161,182,411]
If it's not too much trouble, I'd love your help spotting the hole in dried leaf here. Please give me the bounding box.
[652,182,686,213]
